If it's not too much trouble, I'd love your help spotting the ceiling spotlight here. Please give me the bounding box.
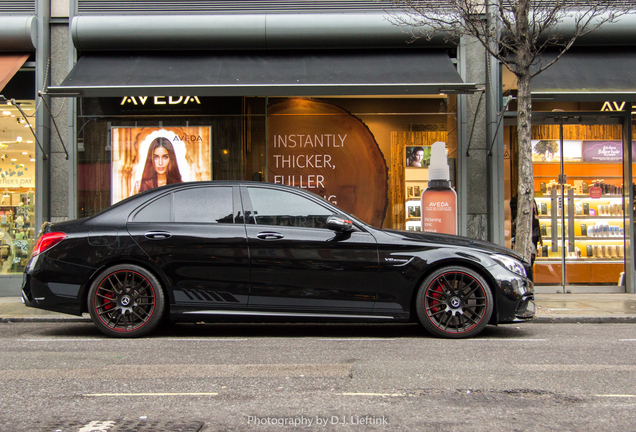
[10,159,16,162]
[16,136,22,142]
[30,158,35,161]
[21,152,28,155]
[1,111,10,116]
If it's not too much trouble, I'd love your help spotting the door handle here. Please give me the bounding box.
[550,189,558,252]
[145,231,172,240]
[567,188,575,253]
[256,232,284,240]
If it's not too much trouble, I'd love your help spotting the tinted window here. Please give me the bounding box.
[247,187,334,228]
[133,194,171,222]
[174,187,234,223]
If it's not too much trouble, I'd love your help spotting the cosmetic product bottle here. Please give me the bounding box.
[421,142,457,235]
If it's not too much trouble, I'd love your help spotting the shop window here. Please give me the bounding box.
[505,106,629,290]
[265,96,458,231]
[77,96,458,235]
[0,99,36,275]
[78,97,265,218]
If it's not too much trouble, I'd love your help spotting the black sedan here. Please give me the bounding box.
[22,181,534,338]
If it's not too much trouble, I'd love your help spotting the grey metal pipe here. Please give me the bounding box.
[70,13,449,51]
[69,10,636,52]
[544,12,636,46]
[0,16,37,51]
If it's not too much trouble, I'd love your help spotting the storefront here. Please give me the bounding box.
[503,47,636,293]
[4,5,636,296]
[0,15,37,277]
[47,43,476,232]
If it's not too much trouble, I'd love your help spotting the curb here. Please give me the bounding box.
[0,317,92,323]
[1,316,636,324]
[531,316,636,324]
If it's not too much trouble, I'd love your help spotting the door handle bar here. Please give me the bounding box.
[256,232,284,240]
[145,231,172,240]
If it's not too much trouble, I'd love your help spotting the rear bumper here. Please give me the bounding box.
[22,254,97,317]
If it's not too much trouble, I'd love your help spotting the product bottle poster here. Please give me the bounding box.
[421,142,457,235]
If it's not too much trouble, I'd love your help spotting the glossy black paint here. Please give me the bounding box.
[22,181,534,333]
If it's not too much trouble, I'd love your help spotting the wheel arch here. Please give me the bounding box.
[408,257,500,325]
[79,257,172,316]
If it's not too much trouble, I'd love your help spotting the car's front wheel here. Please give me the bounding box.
[416,266,493,338]
[88,264,165,338]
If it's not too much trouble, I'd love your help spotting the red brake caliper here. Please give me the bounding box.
[430,280,444,314]
[103,290,115,311]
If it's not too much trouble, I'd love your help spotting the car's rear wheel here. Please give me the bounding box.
[88,264,165,338]
[416,266,493,339]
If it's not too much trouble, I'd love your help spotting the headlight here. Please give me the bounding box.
[492,254,527,278]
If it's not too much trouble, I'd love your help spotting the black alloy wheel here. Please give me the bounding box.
[88,264,165,337]
[416,266,493,338]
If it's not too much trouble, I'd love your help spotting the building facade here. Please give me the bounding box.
[1,0,635,295]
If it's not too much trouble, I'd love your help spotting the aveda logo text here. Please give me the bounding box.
[174,135,203,142]
[601,101,636,115]
[120,96,202,106]
[428,202,450,207]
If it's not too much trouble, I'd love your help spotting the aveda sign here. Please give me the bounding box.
[120,96,202,106]
[600,101,636,114]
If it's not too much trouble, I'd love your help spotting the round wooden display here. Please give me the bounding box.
[267,98,388,227]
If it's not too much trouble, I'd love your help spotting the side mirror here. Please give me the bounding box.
[326,215,354,232]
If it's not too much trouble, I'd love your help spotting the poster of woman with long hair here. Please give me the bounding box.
[111,126,211,204]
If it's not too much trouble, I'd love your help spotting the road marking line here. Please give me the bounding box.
[23,339,105,342]
[322,339,396,341]
[158,338,249,341]
[84,392,219,397]
[21,338,248,342]
[595,394,636,398]
[466,339,548,342]
[337,392,406,397]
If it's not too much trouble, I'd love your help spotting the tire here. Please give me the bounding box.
[416,266,493,339]
[88,264,165,338]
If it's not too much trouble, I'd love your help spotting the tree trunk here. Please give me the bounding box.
[515,71,535,264]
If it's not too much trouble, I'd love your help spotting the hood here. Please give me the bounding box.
[383,229,528,263]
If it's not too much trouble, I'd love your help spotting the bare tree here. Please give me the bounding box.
[390,0,634,263]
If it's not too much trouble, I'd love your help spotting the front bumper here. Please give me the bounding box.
[486,264,535,323]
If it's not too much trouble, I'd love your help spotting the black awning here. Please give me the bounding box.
[533,47,636,102]
[46,50,477,97]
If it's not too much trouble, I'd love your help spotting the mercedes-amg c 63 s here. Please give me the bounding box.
[22,181,534,338]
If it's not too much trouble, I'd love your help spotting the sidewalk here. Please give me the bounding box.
[1,294,635,323]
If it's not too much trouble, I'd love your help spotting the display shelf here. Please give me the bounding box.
[537,215,624,220]
[543,236,625,241]
[536,258,623,262]
[535,194,624,199]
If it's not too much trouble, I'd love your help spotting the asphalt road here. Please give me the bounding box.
[1,321,635,431]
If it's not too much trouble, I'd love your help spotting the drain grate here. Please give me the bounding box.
[43,419,204,432]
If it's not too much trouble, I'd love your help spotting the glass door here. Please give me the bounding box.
[532,113,627,293]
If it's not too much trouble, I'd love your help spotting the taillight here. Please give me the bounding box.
[31,232,67,258]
